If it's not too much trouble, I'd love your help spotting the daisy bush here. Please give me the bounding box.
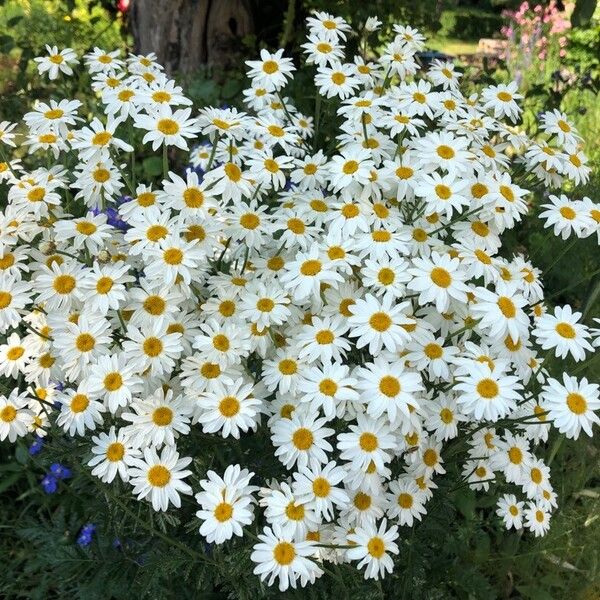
[1,12,599,594]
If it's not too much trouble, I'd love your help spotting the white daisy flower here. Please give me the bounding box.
[128,446,193,512]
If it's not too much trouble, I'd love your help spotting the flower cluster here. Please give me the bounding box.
[501,1,571,84]
[0,11,599,592]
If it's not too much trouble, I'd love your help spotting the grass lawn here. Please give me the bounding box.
[426,37,480,56]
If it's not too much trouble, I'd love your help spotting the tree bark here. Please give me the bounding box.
[130,0,254,75]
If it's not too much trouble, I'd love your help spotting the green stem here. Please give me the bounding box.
[206,133,221,170]
[543,236,577,276]
[128,119,136,190]
[313,93,322,152]
[430,205,484,236]
[95,480,218,567]
[531,266,600,308]
[21,320,53,342]
[216,237,231,271]
[162,144,169,180]
[361,113,369,143]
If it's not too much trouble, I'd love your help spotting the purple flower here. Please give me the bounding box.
[77,523,97,547]
[29,435,44,456]
[41,474,58,494]
[50,463,72,480]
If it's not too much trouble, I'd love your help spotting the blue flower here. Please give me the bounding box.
[77,523,96,547]
[41,474,58,494]
[29,435,44,456]
[49,463,72,480]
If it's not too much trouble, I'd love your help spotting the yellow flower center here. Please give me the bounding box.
[143,337,163,357]
[499,185,515,202]
[424,343,443,359]
[359,432,378,452]
[76,221,97,235]
[96,276,114,294]
[44,108,64,120]
[27,187,46,202]
[566,392,587,415]
[508,447,523,464]
[435,184,452,200]
[300,259,322,276]
[379,376,400,398]
[219,396,240,417]
[93,168,110,183]
[70,393,89,413]
[262,60,279,74]
[137,191,157,206]
[555,322,576,339]
[292,427,313,450]
[0,406,17,422]
[212,334,230,352]
[152,406,173,425]
[430,267,451,288]
[75,333,95,352]
[398,493,413,509]
[157,119,179,135]
[214,501,233,522]
[497,296,516,318]
[287,218,305,234]
[183,188,204,208]
[354,491,371,510]
[367,537,386,558]
[106,442,124,461]
[440,408,453,424]
[152,90,172,103]
[331,71,346,85]
[0,291,12,309]
[147,465,171,487]
[315,329,334,344]
[92,131,112,146]
[103,372,123,391]
[476,378,499,399]
[342,160,358,175]
[423,448,438,466]
[372,230,391,242]
[118,89,135,101]
[369,312,392,332]
[163,247,183,265]
[436,145,455,159]
[143,295,166,315]
[559,206,576,220]
[273,542,295,565]
[318,378,338,396]
[279,359,297,375]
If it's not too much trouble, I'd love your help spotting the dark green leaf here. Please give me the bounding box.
[142,156,163,177]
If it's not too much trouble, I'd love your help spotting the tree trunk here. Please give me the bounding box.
[130,0,254,76]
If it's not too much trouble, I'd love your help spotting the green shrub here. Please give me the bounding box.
[438,8,503,40]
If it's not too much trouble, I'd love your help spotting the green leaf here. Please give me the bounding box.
[0,471,22,494]
[0,35,15,53]
[7,15,24,27]
[15,443,29,465]
[454,488,476,519]
[571,0,598,27]
[142,156,163,177]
